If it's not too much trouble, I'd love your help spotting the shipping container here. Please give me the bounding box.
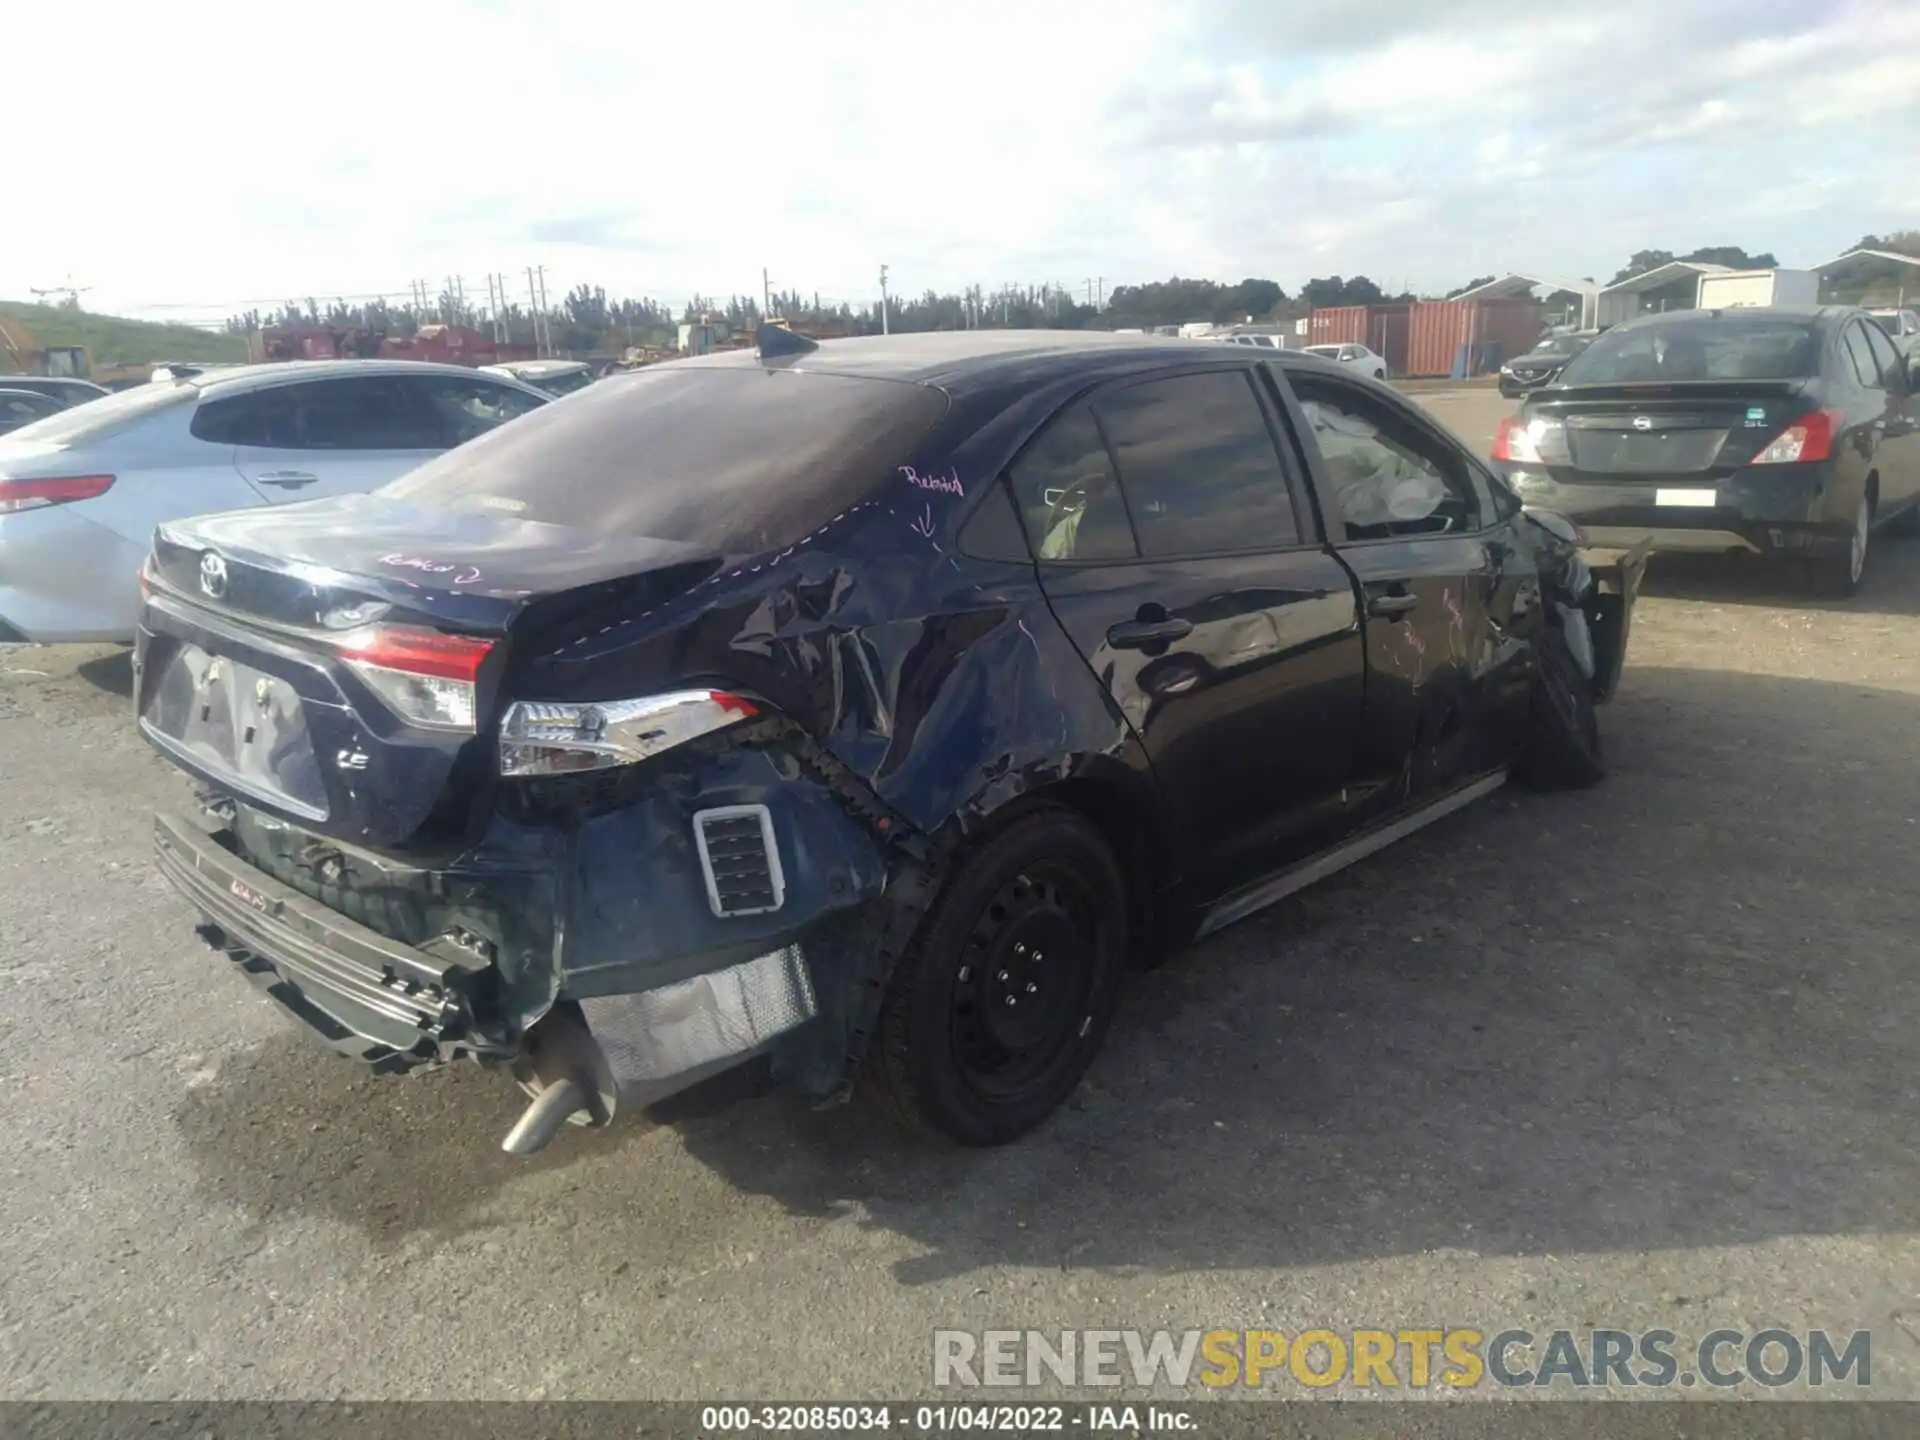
[1307,306,1368,345]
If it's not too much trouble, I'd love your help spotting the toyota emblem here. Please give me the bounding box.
[199,552,230,600]
[1631,415,1653,431]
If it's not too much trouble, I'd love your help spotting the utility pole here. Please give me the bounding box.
[535,266,552,356]
[526,267,542,356]
[762,267,772,320]
[878,264,890,335]
[1096,277,1104,310]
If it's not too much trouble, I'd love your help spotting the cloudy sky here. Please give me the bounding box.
[8,0,1918,323]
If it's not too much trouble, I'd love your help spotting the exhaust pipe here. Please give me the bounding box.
[501,1004,616,1156]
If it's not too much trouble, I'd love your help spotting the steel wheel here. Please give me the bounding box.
[870,808,1128,1145]
[949,865,1099,1102]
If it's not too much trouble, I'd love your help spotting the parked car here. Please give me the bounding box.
[0,389,67,436]
[479,359,597,397]
[134,328,1644,1155]
[1868,308,1920,354]
[1302,342,1388,380]
[0,374,111,409]
[0,360,549,643]
[1498,331,1600,398]
[1491,307,1920,595]
[1220,332,1283,349]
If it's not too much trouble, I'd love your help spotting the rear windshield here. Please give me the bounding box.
[0,380,193,445]
[1558,317,1819,384]
[380,365,950,552]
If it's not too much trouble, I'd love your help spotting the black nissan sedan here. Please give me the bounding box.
[1492,307,1920,595]
[1497,331,1600,398]
[134,329,1643,1154]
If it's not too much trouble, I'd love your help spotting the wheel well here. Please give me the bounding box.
[1866,471,1879,515]
[963,776,1172,966]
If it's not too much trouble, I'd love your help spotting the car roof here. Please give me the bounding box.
[487,359,590,376]
[1607,305,1842,333]
[182,358,547,397]
[672,329,1345,395]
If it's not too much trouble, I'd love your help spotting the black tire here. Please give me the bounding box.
[1805,495,1871,597]
[869,808,1128,1145]
[1516,619,1605,790]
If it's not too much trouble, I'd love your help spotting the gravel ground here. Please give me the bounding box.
[1,389,1916,1403]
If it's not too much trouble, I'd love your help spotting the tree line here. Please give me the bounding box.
[222,238,1914,355]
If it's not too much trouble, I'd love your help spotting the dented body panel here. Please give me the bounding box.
[135,332,1644,1147]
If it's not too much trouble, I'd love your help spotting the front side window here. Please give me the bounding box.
[1091,370,1300,556]
[1287,375,1478,540]
[1006,404,1135,562]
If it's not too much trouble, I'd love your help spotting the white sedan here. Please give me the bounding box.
[1302,342,1388,380]
[0,359,549,643]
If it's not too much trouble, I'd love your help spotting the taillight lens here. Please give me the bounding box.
[1750,409,1841,465]
[333,625,494,732]
[1491,416,1564,465]
[499,690,758,777]
[0,474,115,514]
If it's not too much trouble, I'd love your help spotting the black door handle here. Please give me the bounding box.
[1367,592,1419,619]
[1107,617,1194,649]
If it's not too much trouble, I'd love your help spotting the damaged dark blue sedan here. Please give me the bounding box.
[134,330,1644,1154]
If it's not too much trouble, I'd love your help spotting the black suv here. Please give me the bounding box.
[135,331,1643,1153]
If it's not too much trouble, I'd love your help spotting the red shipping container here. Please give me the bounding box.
[1307,306,1368,345]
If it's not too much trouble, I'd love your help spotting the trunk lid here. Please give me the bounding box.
[1527,380,1811,479]
[137,493,725,847]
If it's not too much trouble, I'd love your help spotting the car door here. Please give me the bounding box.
[1007,365,1368,899]
[199,375,445,502]
[1856,317,1920,518]
[1270,364,1532,801]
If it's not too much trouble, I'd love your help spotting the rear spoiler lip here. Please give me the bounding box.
[1530,378,1808,404]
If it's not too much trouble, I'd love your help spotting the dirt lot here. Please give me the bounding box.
[2,388,1917,1402]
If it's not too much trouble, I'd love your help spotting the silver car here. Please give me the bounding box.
[0,359,549,643]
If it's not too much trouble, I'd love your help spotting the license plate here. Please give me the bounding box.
[1655,489,1717,507]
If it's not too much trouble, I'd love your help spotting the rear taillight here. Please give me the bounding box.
[333,625,494,732]
[499,690,759,777]
[1750,409,1841,465]
[1491,417,1535,463]
[1492,415,1565,465]
[0,474,115,515]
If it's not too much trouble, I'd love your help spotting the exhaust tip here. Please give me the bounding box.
[501,1076,590,1156]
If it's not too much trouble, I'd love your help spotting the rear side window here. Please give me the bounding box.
[1092,370,1300,556]
[1007,404,1136,562]
[193,377,445,449]
[1859,320,1902,386]
[380,367,949,553]
[1559,318,1819,384]
[1841,323,1884,390]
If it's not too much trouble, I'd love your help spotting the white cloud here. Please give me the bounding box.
[4,0,1917,318]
